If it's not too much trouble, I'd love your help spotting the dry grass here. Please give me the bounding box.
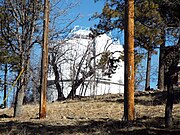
[0,92,180,135]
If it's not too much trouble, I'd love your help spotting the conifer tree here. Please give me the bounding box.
[154,0,180,128]
[92,0,163,90]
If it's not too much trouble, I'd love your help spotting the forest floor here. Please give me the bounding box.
[0,90,180,135]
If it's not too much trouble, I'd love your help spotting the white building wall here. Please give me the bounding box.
[48,26,124,101]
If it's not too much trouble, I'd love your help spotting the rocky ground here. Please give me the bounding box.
[0,90,180,135]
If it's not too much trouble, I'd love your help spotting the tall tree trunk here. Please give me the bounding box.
[39,0,49,119]
[165,74,174,127]
[164,43,180,128]
[14,81,25,117]
[164,43,179,127]
[124,0,135,121]
[14,66,25,117]
[14,50,31,117]
[53,62,64,100]
[14,1,27,117]
[51,53,64,100]
[32,85,38,103]
[3,63,8,108]
[145,50,152,90]
[21,52,31,105]
[158,33,165,90]
[32,69,41,103]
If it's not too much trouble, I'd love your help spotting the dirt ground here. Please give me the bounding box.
[0,91,180,135]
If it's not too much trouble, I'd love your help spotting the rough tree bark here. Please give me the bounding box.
[51,54,64,100]
[145,50,152,90]
[14,50,31,117]
[158,33,165,90]
[165,74,174,128]
[39,0,49,119]
[3,63,8,108]
[124,0,135,121]
[14,55,26,117]
[164,44,180,128]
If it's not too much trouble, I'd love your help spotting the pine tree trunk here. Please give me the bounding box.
[14,56,26,117]
[124,0,135,121]
[39,0,49,118]
[158,34,165,90]
[3,64,8,108]
[145,50,151,90]
[14,83,25,117]
[32,86,38,103]
[165,75,174,127]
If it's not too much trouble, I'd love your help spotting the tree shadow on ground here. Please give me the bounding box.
[0,114,12,118]
[0,116,179,135]
[102,90,180,106]
[61,90,180,106]
[134,90,180,106]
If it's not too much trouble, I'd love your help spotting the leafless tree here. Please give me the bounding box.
[0,0,43,117]
[45,0,80,100]
[48,29,123,99]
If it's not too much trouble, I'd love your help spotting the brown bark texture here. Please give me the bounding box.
[124,0,135,121]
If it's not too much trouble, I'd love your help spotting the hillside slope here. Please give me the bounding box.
[0,91,180,135]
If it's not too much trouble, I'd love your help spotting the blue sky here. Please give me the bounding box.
[70,0,104,28]
[71,0,159,90]
[69,0,125,44]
